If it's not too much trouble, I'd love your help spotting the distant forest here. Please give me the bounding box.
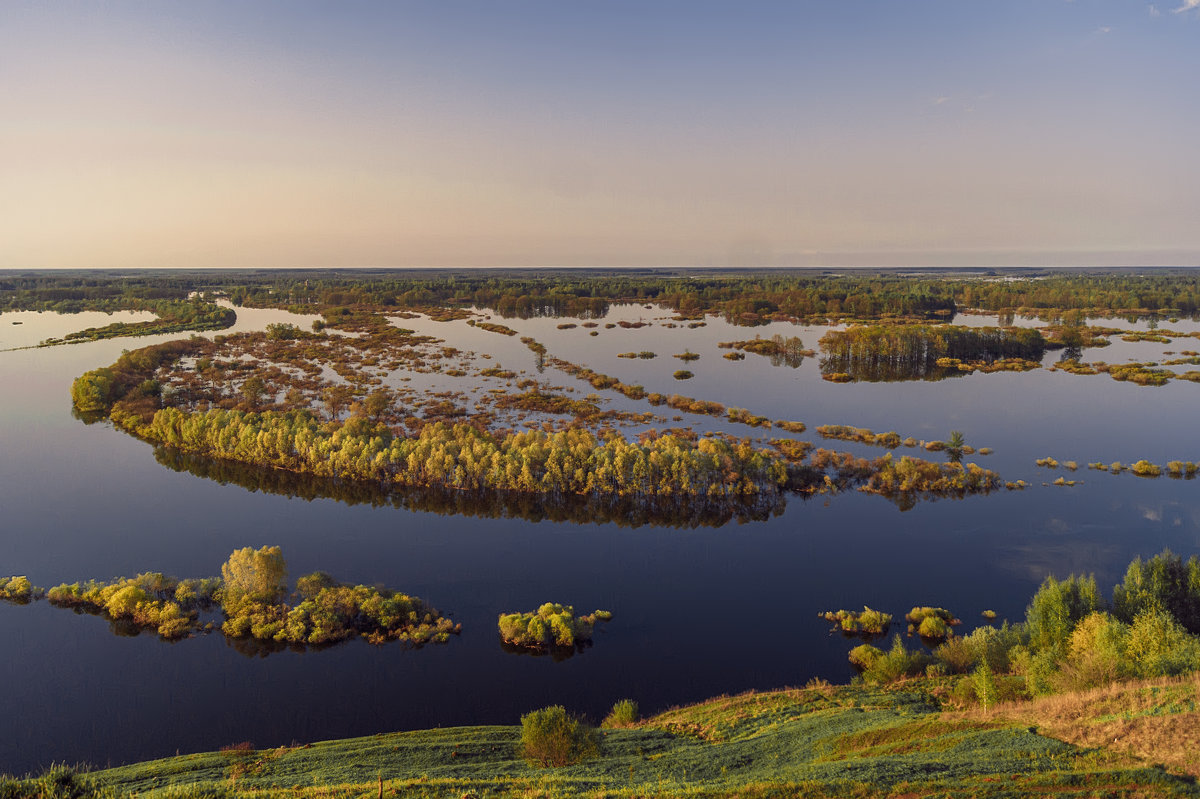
[4,268,1200,328]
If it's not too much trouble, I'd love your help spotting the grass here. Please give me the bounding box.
[965,673,1200,779]
[68,681,1200,799]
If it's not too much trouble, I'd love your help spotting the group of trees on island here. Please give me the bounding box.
[819,324,1047,381]
[5,547,458,649]
[498,603,613,652]
[75,332,1009,512]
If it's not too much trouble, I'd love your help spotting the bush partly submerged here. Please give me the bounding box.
[498,603,611,652]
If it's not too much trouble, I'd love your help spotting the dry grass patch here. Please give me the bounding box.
[957,674,1200,777]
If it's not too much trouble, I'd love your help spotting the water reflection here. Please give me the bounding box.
[152,447,789,529]
[498,638,594,662]
[818,356,968,382]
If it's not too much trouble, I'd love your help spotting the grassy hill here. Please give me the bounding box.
[15,679,1192,799]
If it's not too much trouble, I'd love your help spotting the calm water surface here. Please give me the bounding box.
[1,306,1198,773]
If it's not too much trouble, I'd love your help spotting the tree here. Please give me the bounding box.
[972,661,999,710]
[71,368,116,413]
[359,388,392,421]
[322,385,355,420]
[241,376,267,407]
[945,431,966,463]
[1112,550,1200,634]
[221,546,287,609]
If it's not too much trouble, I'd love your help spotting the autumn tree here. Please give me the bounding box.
[221,546,287,610]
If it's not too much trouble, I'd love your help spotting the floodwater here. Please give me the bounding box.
[1,304,1198,774]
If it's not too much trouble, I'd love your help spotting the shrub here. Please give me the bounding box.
[918,615,951,639]
[1053,611,1131,691]
[934,636,977,674]
[962,623,1022,673]
[498,603,610,650]
[848,643,884,670]
[520,705,600,767]
[672,370,693,380]
[0,576,42,603]
[860,635,930,684]
[905,607,959,639]
[1125,607,1200,678]
[601,699,639,729]
[1131,459,1162,477]
[820,606,892,635]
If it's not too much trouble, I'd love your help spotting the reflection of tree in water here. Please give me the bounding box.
[153,447,788,529]
[1057,346,1083,364]
[818,356,967,383]
[499,638,593,663]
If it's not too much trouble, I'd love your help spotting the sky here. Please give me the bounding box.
[2,1,1198,269]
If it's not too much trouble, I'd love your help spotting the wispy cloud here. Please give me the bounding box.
[932,96,949,105]
[1095,25,1112,33]
[1173,0,1200,13]
[1149,4,1161,16]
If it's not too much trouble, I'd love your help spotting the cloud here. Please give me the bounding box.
[1096,25,1112,33]
[1149,3,1161,16]
[932,96,949,105]
[1173,0,1200,13]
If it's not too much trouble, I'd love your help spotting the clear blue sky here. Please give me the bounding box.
[2,1,1198,268]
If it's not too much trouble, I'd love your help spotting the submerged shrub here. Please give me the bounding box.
[520,705,600,767]
[498,603,610,650]
[0,576,42,603]
[820,606,892,635]
[905,607,959,639]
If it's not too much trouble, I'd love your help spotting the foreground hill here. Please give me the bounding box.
[13,679,1194,799]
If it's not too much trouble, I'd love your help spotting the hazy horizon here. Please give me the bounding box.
[3,1,1198,270]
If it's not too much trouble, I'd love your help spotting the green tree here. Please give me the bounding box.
[945,430,966,463]
[1025,574,1101,652]
[972,660,999,710]
[1112,550,1200,634]
[241,376,267,406]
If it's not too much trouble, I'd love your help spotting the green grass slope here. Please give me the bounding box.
[65,683,1199,799]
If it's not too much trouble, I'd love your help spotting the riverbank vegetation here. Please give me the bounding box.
[837,551,1200,715]
[19,675,1200,798]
